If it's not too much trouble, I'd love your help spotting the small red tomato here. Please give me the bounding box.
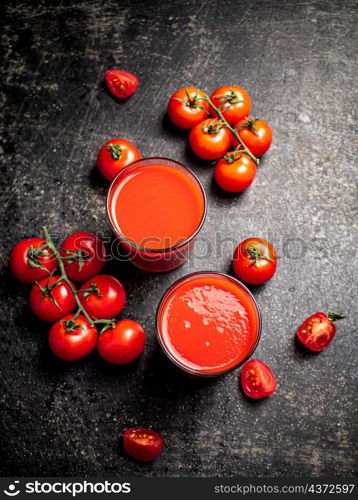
[10,238,57,283]
[210,86,251,125]
[97,319,145,364]
[189,118,231,160]
[48,314,97,361]
[241,359,277,399]
[60,232,106,283]
[167,87,211,129]
[97,138,141,182]
[214,151,256,192]
[123,428,163,462]
[296,311,345,351]
[105,69,138,99]
[79,274,126,319]
[233,238,278,285]
[232,118,272,157]
[29,276,76,322]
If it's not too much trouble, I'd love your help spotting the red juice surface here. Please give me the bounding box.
[158,273,260,374]
[108,163,205,250]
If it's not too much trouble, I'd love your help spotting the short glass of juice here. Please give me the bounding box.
[156,271,261,377]
[106,158,206,272]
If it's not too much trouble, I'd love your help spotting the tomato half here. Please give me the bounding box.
[10,238,57,283]
[296,311,345,351]
[233,238,278,285]
[210,86,251,125]
[241,359,277,399]
[79,274,126,319]
[97,138,141,181]
[105,69,138,99]
[232,118,272,157]
[123,428,163,462]
[167,87,211,129]
[48,314,97,361]
[214,151,256,192]
[97,319,145,364]
[189,118,231,160]
[29,276,76,322]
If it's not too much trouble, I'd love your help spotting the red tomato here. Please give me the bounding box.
[241,359,277,399]
[97,138,141,182]
[9,238,56,283]
[210,86,251,125]
[214,151,256,192]
[232,118,272,157]
[29,276,76,322]
[233,238,277,285]
[79,274,126,319]
[189,118,231,160]
[97,319,145,364]
[123,428,163,462]
[167,87,211,129]
[48,314,97,361]
[296,311,345,351]
[60,232,106,283]
[105,69,138,99]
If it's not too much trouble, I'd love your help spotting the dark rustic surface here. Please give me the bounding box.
[1,0,357,478]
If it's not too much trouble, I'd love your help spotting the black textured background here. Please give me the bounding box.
[1,0,357,477]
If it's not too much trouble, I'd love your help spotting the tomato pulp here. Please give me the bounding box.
[157,272,261,376]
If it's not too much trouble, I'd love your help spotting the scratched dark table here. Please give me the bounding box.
[0,0,357,478]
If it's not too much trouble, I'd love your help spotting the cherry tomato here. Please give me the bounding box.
[79,274,126,319]
[232,117,272,157]
[48,314,97,361]
[105,69,138,99]
[60,232,106,283]
[210,86,251,126]
[123,428,163,462]
[97,138,141,182]
[97,319,145,364]
[9,238,56,283]
[167,87,211,129]
[241,359,277,399]
[296,311,345,351]
[214,151,256,192]
[29,275,76,322]
[189,118,231,160]
[233,238,278,285]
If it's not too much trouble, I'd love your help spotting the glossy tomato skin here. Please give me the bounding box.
[167,87,211,129]
[29,276,76,322]
[214,152,256,192]
[189,118,231,160]
[97,138,141,181]
[97,319,145,364]
[79,274,126,319]
[296,312,336,351]
[210,86,251,126]
[241,359,277,399]
[105,69,138,99]
[10,238,57,283]
[48,314,97,361]
[232,118,272,157]
[233,238,278,285]
[123,428,163,462]
[60,232,106,283]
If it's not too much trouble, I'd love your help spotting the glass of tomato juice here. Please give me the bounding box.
[156,272,261,377]
[106,158,207,272]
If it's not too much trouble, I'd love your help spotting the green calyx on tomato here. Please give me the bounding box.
[222,151,245,164]
[245,244,273,266]
[174,89,209,113]
[236,118,260,136]
[327,310,346,322]
[216,89,244,107]
[77,282,103,299]
[27,244,52,272]
[35,275,64,309]
[202,119,225,134]
[60,248,91,272]
[106,143,122,160]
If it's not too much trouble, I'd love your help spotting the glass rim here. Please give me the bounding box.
[106,157,207,254]
[156,271,262,377]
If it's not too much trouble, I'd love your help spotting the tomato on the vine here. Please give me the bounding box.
[97,319,145,364]
[167,87,210,129]
[10,238,56,283]
[29,276,76,322]
[60,232,106,283]
[214,151,256,192]
[48,314,97,361]
[189,118,231,160]
[296,311,345,352]
[79,274,126,319]
[233,238,277,285]
[105,70,138,99]
[232,118,272,157]
[210,86,251,125]
[123,428,163,462]
[241,359,277,399]
[97,138,141,181]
